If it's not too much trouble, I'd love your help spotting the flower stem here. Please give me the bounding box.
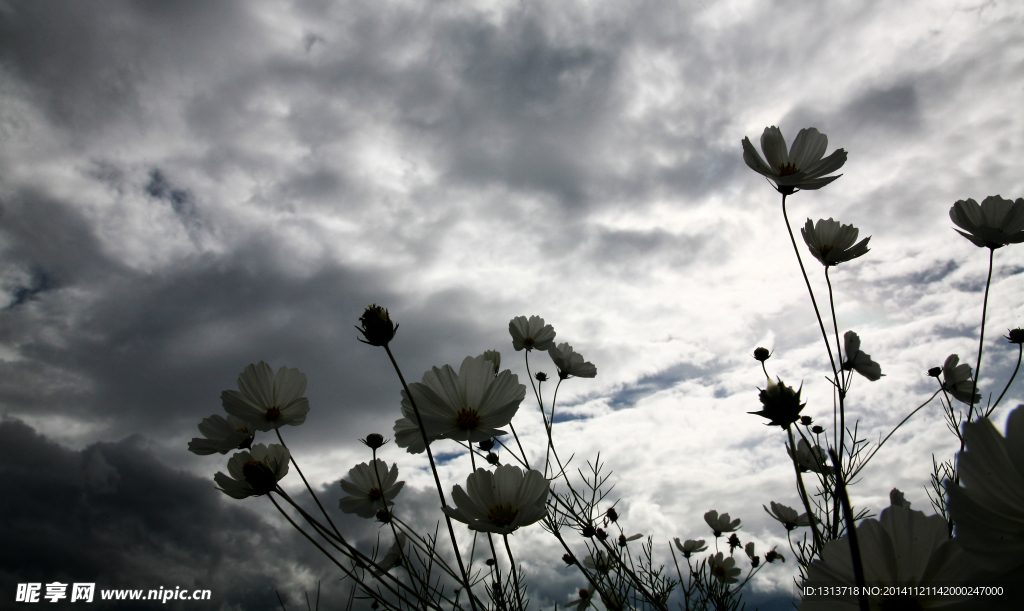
[275,428,345,542]
[988,343,1022,417]
[503,535,525,611]
[968,247,995,424]
[828,450,868,611]
[787,426,824,555]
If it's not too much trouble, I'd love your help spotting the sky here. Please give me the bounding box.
[1,0,1023,609]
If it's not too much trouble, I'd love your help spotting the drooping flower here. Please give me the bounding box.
[787,438,829,474]
[708,552,741,584]
[509,315,557,352]
[214,443,290,499]
[704,510,741,536]
[841,331,883,381]
[221,362,310,432]
[949,195,1024,249]
[188,414,255,455]
[744,542,757,563]
[583,550,612,574]
[741,126,847,194]
[393,355,526,454]
[672,538,707,558]
[339,459,405,519]
[749,378,806,429]
[947,405,1024,573]
[548,342,597,379]
[443,465,549,535]
[801,218,871,267]
[941,354,981,406]
[800,504,973,610]
[763,501,810,531]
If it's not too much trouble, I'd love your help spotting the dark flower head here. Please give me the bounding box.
[928,367,942,378]
[486,452,499,465]
[727,533,741,553]
[1007,328,1024,345]
[357,305,398,346]
[606,507,619,523]
[375,507,392,524]
[361,434,387,450]
[753,347,772,362]
[535,371,549,382]
[800,415,813,426]
[478,438,495,451]
[595,528,608,542]
[581,525,596,538]
[811,425,824,435]
[562,553,576,565]
[749,378,806,430]
[765,548,785,563]
[485,558,496,566]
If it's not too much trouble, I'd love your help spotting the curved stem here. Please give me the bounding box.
[988,343,1022,417]
[968,247,995,423]
[853,389,941,479]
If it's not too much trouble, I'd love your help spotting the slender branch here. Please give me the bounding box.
[988,343,1022,417]
[275,428,345,542]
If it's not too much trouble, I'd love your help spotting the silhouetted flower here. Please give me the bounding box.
[548,342,597,379]
[673,538,707,558]
[509,315,556,352]
[709,552,741,584]
[750,378,806,429]
[949,195,1024,249]
[704,510,741,536]
[741,126,847,194]
[764,501,810,531]
[841,331,883,381]
[188,414,255,455]
[941,354,981,406]
[443,466,548,535]
[339,459,405,519]
[221,362,310,432]
[215,443,290,499]
[356,304,398,346]
[801,218,871,266]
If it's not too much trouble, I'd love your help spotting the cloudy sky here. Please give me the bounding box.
[1,0,1022,609]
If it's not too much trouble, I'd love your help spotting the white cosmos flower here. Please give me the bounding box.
[947,405,1024,573]
[672,538,707,558]
[548,342,597,379]
[787,438,828,474]
[704,510,741,536]
[509,315,557,352]
[708,552,741,584]
[442,465,549,535]
[221,362,310,432]
[214,443,290,499]
[394,355,525,454]
[801,218,871,267]
[339,459,405,519]
[950,195,1024,249]
[941,354,981,406]
[583,550,612,574]
[566,585,595,611]
[763,501,810,531]
[188,414,255,455]
[801,504,974,610]
[741,126,847,194]
[841,331,882,381]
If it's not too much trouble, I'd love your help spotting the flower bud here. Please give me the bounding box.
[595,528,608,542]
[606,507,619,523]
[1006,328,1024,345]
[811,425,824,434]
[486,452,499,465]
[800,415,812,426]
[361,434,387,449]
[486,558,495,566]
[581,525,596,538]
[562,553,576,565]
[356,305,398,346]
[753,347,771,362]
[927,367,942,378]
[478,438,495,451]
[535,371,549,382]
[375,507,392,523]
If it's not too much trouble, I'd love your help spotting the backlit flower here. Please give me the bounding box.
[480,350,501,374]
[801,218,871,267]
[787,438,828,474]
[339,459,405,519]
[214,443,290,499]
[801,504,973,610]
[749,378,806,430]
[947,405,1024,572]
[566,585,595,611]
[763,501,810,531]
[949,195,1024,249]
[741,126,847,194]
[941,354,981,406]
[509,315,557,352]
[443,465,548,535]
[221,362,310,432]
[548,342,597,379]
[188,414,255,455]
[708,552,741,584]
[356,304,398,346]
[841,331,882,381]
[704,510,741,536]
[673,538,707,558]
[393,355,526,454]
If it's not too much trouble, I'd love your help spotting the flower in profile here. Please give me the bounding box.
[741,126,847,194]
[801,218,871,267]
[787,438,828,474]
[356,304,398,346]
[947,405,1024,572]
[370,533,407,578]
[188,414,255,455]
[214,443,290,499]
[763,501,810,531]
[949,195,1024,249]
[673,538,707,558]
[360,434,388,450]
[841,331,883,381]
[221,362,310,432]
[393,355,526,454]
[442,465,549,535]
[941,354,981,406]
[566,586,595,611]
[744,542,757,563]
[708,552,741,584]
[548,343,597,379]
[704,510,741,536]
[339,459,405,519]
[480,350,501,374]
[509,315,557,352]
[889,488,911,509]
[800,504,973,610]
[753,347,772,362]
[749,378,806,430]
[584,550,612,574]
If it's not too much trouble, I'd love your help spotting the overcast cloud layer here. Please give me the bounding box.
[1,0,1023,609]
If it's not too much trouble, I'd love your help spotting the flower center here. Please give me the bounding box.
[879,595,923,611]
[487,503,519,527]
[265,406,282,421]
[456,408,481,430]
[367,487,383,501]
[242,459,277,494]
[777,162,799,176]
[523,337,535,348]
[711,564,726,578]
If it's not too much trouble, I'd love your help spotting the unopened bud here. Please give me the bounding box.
[361,434,387,449]
[356,305,398,346]
[753,347,771,362]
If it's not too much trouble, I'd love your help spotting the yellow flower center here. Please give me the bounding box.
[367,487,383,501]
[487,503,519,527]
[265,406,282,421]
[456,408,481,430]
[777,162,800,176]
